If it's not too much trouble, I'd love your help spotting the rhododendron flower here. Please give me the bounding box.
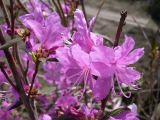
[62,0,79,14]
[91,35,144,100]
[38,114,52,120]
[80,104,100,119]
[20,11,70,59]
[26,0,51,15]
[55,94,78,111]
[0,102,20,120]
[20,0,51,23]
[73,9,103,53]
[56,44,93,92]
[43,62,70,89]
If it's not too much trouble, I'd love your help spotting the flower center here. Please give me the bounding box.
[35,48,49,58]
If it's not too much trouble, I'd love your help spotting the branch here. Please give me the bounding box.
[16,0,29,13]
[0,38,21,50]
[57,0,67,26]
[80,0,88,27]
[0,29,36,120]
[91,0,106,31]
[10,0,15,39]
[28,61,40,98]
[0,0,11,27]
[114,10,127,47]
[0,63,17,91]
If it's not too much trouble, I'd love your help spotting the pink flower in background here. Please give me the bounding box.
[0,102,20,120]
[91,35,144,100]
[55,94,78,111]
[20,0,51,23]
[43,62,71,89]
[38,114,52,120]
[80,104,99,119]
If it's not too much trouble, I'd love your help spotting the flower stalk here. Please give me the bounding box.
[114,10,127,47]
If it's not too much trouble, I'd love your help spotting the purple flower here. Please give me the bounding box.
[20,0,51,23]
[90,35,144,100]
[43,62,71,89]
[80,104,99,119]
[56,44,94,93]
[0,102,20,120]
[38,114,52,120]
[0,70,7,85]
[20,11,70,59]
[73,9,103,53]
[55,94,78,111]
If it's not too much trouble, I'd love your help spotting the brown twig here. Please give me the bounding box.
[10,0,28,85]
[0,64,17,91]
[52,0,67,27]
[25,60,30,77]
[28,61,40,98]
[80,0,89,27]
[16,0,29,13]
[0,0,11,27]
[10,0,15,39]
[114,10,127,47]
[91,0,106,31]
[57,0,67,26]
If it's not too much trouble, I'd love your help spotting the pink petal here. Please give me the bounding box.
[120,48,144,65]
[70,44,90,67]
[24,20,43,41]
[91,46,114,64]
[116,67,141,85]
[121,35,135,56]
[93,76,112,101]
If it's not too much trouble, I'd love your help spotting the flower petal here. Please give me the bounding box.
[93,76,112,101]
[91,46,114,64]
[23,19,44,41]
[121,35,135,55]
[116,67,141,85]
[119,48,144,65]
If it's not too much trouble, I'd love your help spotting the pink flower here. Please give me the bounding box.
[56,44,93,92]
[80,104,99,118]
[43,62,70,89]
[39,114,52,120]
[72,9,103,53]
[20,11,70,59]
[55,94,78,111]
[91,35,144,100]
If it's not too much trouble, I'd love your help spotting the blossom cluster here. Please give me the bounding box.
[0,0,144,120]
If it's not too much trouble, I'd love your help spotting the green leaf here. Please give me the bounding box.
[31,53,38,63]
[102,107,130,120]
